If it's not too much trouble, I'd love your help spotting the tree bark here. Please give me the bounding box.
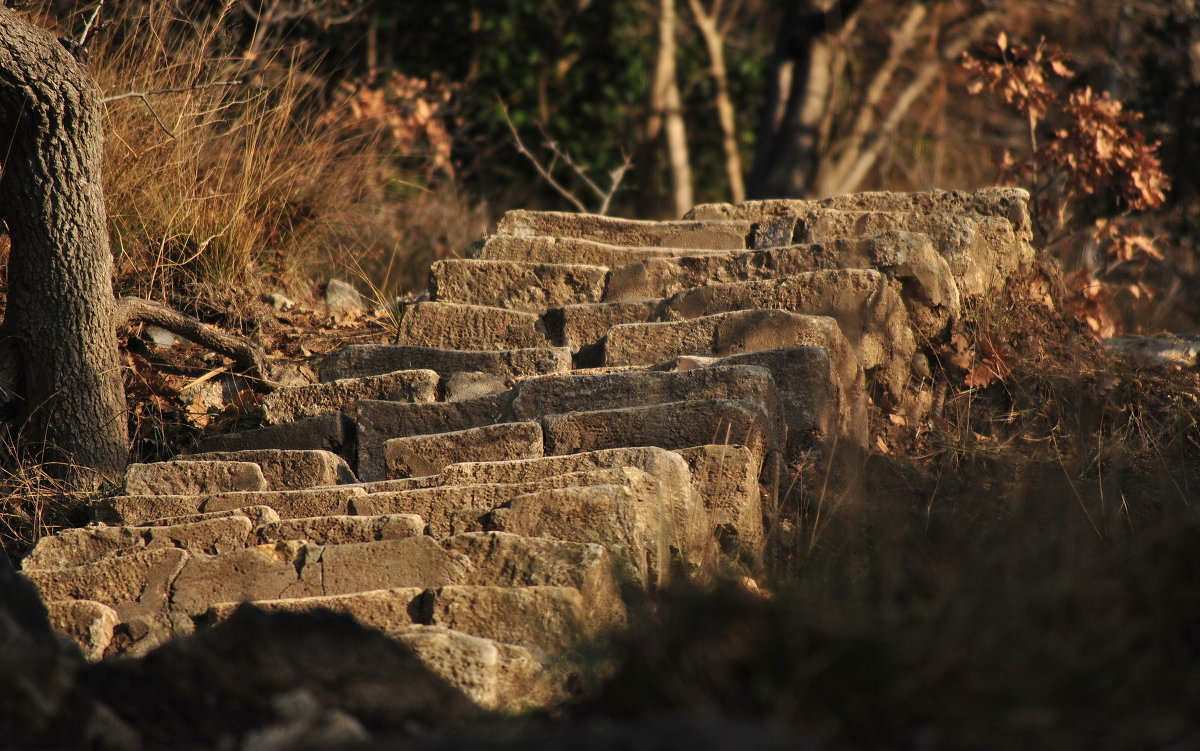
[0,8,129,485]
[746,0,866,198]
[688,0,746,203]
[652,0,694,217]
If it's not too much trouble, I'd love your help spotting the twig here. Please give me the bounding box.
[101,79,245,139]
[499,99,589,213]
[77,0,104,49]
[499,98,631,215]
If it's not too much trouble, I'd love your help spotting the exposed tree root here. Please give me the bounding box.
[115,296,269,382]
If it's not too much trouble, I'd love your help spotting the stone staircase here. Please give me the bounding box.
[20,187,1034,712]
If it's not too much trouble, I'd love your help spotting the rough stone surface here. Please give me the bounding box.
[472,234,730,267]
[23,547,188,621]
[512,365,782,424]
[125,461,267,495]
[496,209,753,249]
[384,422,543,479]
[544,300,659,353]
[196,413,350,456]
[487,483,663,586]
[262,370,439,424]
[355,395,510,482]
[256,514,424,546]
[422,585,589,653]
[170,537,470,614]
[656,270,915,398]
[443,531,625,625]
[320,343,571,383]
[443,371,509,401]
[395,624,552,711]
[430,258,608,312]
[323,278,367,316]
[604,309,845,369]
[96,488,365,526]
[207,587,425,633]
[687,187,1033,243]
[353,466,668,538]
[23,516,253,570]
[397,301,550,350]
[45,599,119,661]
[675,444,763,555]
[177,450,354,490]
[541,398,778,459]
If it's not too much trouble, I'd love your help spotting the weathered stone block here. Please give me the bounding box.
[422,585,589,653]
[170,541,322,614]
[23,547,188,621]
[196,413,350,456]
[355,395,509,482]
[396,302,549,350]
[256,514,424,546]
[177,450,354,490]
[472,234,727,267]
[125,460,267,495]
[200,487,366,519]
[511,364,782,424]
[543,300,659,352]
[22,516,253,570]
[656,270,915,398]
[496,209,753,249]
[384,422,543,479]
[541,398,778,458]
[318,537,471,597]
[430,258,608,312]
[319,344,571,383]
[675,444,763,555]
[443,531,624,626]
[45,600,118,661]
[443,371,508,402]
[261,370,439,424]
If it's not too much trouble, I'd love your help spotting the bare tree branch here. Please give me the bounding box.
[100,79,245,139]
[500,99,631,215]
[116,297,269,382]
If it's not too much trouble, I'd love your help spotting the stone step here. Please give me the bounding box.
[495,209,754,249]
[543,300,659,356]
[169,536,472,615]
[384,422,543,479]
[256,514,424,546]
[261,369,439,424]
[687,186,1033,239]
[319,343,571,384]
[354,395,510,482]
[509,364,783,425]
[96,487,367,526]
[24,547,188,623]
[22,514,254,571]
[173,449,355,490]
[472,234,730,267]
[195,412,351,457]
[46,599,118,661]
[124,460,267,495]
[603,232,959,338]
[395,301,550,350]
[394,624,556,711]
[351,466,669,549]
[541,398,779,459]
[436,446,697,544]
[429,258,608,312]
[605,307,842,366]
[794,208,1031,298]
[674,444,763,556]
[654,271,915,399]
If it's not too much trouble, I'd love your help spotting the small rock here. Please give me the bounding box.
[324,279,367,317]
[1104,333,1200,368]
[268,293,295,312]
[144,326,178,348]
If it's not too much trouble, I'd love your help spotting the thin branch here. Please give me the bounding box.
[599,152,634,216]
[539,125,607,201]
[499,99,589,213]
[100,79,245,103]
[101,79,245,139]
[116,297,269,383]
[77,0,104,49]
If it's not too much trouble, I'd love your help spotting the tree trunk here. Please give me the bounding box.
[652,0,694,217]
[688,0,746,203]
[0,8,129,485]
[747,0,866,199]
